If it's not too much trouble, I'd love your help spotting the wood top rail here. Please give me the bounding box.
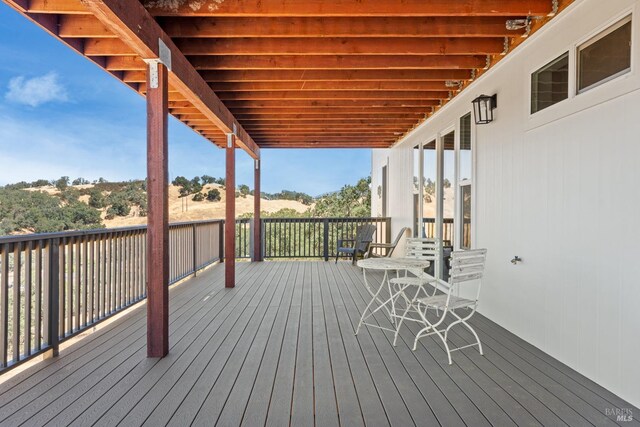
[0,219,224,244]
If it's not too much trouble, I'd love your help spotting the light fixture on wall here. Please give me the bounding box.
[471,94,497,124]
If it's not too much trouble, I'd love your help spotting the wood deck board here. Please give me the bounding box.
[0,261,637,427]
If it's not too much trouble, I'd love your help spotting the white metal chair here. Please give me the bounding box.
[412,248,487,364]
[388,238,440,345]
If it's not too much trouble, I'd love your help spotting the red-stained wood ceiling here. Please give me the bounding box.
[5,0,571,150]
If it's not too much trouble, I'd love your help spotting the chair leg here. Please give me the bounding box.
[450,309,484,356]
[335,251,339,264]
[352,251,357,265]
[393,287,414,346]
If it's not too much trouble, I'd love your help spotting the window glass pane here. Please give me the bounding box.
[442,131,455,247]
[459,113,472,181]
[531,52,569,113]
[381,165,387,217]
[422,140,436,238]
[578,18,632,91]
[413,145,421,236]
[460,185,472,249]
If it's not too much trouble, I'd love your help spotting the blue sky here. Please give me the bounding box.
[0,4,371,196]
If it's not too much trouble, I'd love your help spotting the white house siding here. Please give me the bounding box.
[372,0,640,407]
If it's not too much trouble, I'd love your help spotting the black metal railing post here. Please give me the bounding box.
[47,238,60,357]
[249,218,255,262]
[192,223,198,277]
[260,219,266,260]
[219,220,225,262]
[323,219,329,261]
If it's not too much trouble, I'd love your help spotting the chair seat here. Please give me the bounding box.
[337,247,356,254]
[389,275,436,286]
[417,294,475,310]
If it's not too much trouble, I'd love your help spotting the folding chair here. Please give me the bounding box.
[388,238,440,346]
[412,249,487,364]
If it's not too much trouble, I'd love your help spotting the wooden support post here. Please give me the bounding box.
[225,133,236,288]
[253,158,262,262]
[146,60,169,358]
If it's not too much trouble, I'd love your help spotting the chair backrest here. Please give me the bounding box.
[391,227,408,246]
[355,224,377,253]
[448,249,487,301]
[405,238,439,277]
[405,238,438,260]
[386,227,409,257]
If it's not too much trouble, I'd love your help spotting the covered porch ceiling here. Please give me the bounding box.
[6,0,570,155]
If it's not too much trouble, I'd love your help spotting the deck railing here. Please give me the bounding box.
[0,216,390,373]
[0,220,223,373]
[421,218,471,248]
[258,217,391,259]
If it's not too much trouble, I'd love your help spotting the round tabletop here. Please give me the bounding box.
[357,257,430,270]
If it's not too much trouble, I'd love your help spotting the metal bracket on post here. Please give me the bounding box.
[501,37,510,56]
[255,159,259,170]
[227,133,234,148]
[143,38,172,89]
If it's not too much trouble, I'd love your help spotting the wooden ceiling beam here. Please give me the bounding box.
[84,38,137,56]
[80,0,259,158]
[27,0,553,17]
[222,100,440,108]
[124,69,472,83]
[228,107,431,115]
[256,143,394,148]
[28,0,91,14]
[175,37,505,56]
[141,0,553,17]
[175,107,427,117]
[159,16,525,38]
[59,15,115,37]
[105,56,148,70]
[215,90,451,100]
[188,55,487,70]
[230,113,426,120]
[241,119,416,126]
[208,81,451,92]
[244,125,413,130]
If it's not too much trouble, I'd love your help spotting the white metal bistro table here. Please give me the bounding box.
[355,257,431,335]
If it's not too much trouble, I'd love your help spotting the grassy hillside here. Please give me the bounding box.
[0,176,371,235]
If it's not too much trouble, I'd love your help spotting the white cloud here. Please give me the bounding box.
[5,72,68,107]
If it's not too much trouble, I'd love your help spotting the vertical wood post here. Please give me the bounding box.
[225,134,236,288]
[253,158,262,262]
[146,60,169,358]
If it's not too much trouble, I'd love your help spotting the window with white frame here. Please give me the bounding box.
[412,144,421,237]
[578,15,632,93]
[458,113,472,249]
[531,52,569,114]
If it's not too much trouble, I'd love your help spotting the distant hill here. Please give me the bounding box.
[0,176,371,235]
[0,178,310,235]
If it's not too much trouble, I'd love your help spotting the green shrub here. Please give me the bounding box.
[206,189,221,201]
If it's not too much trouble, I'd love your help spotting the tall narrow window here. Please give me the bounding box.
[442,131,455,248]
[459,113,472,249]
[381,165,388,218]
[531,52,569,113]
[422,140,437,238]
[578,16,632,92]
[413,145,421,237]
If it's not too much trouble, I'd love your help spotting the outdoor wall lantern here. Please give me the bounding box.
[471,94,497,124]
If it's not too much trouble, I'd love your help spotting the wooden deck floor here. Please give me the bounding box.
[0,261,637,427]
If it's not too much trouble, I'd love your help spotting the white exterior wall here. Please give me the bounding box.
[372,0,640,406]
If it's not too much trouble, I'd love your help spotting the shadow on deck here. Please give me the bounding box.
[0,262,637,426]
